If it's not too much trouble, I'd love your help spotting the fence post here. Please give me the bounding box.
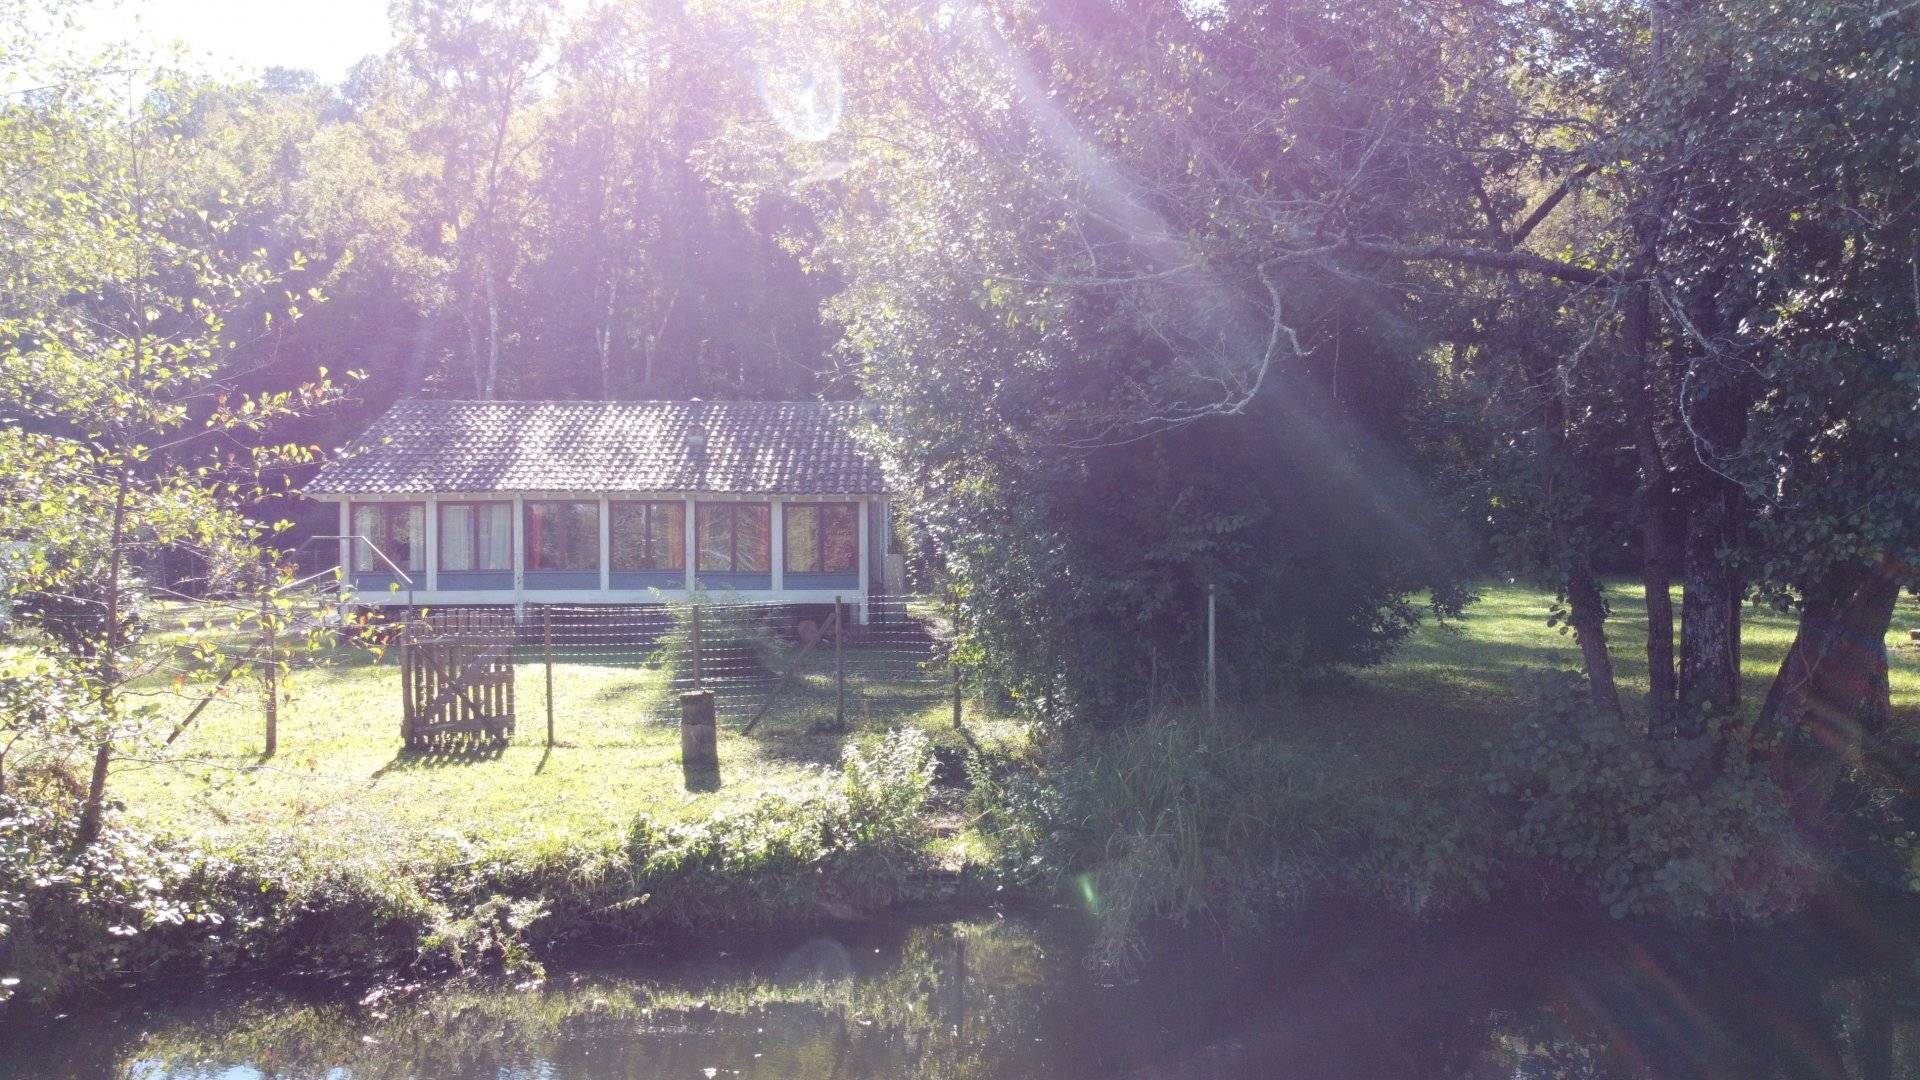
[690,604,704,688]
[261,591,277,758]
[1206,583,1217,722]
[834,595,846,730]
[400,617,414,745]
[543,607,554,747]
[952,662,963,730]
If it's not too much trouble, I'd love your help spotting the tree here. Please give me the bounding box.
[727,1,1476,715]
[0,50,345,839]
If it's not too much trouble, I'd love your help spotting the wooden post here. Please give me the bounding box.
[401,617,414,745]
[952,662,963,730]
[690,604,703,688]
[1206,583,1217,722]
[834,595,846,730]
[543,607,554,747]
[261,592,277,758]
[680,688,717,771]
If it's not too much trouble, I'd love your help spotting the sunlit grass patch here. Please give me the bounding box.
[113,634,1005,851]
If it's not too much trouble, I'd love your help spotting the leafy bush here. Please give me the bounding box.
[0,728,940,1013]
[970,714,1492,970]
[651,598,791,696]
[1489,673,1819,920]
[608,727,935,930]
[0,785,224,1004]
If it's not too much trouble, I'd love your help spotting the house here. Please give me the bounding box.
[303,400,893,622]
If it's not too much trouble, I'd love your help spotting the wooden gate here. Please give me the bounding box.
[401,609,516,749]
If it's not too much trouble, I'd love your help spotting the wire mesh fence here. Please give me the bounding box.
[374,596,956,745]
[137,593,965,762]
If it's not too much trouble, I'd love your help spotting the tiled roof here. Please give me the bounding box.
[305,400,887,496]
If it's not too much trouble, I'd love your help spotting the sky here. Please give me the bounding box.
[73,0,397,83]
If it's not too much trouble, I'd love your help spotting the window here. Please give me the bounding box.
[524,501,600,572]
[439,502,512,572]
[611,501,685,571]
[696,503,770,573]
[350,502,424,573]
[784,503,859,574]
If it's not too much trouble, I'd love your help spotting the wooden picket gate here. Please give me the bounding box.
[401,609,516,749]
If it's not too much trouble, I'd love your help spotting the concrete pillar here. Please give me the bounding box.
[856,499,871,625]
[511,494,526,615]
[423,493,439,594]
[680,689,717,771]
[597,494,611,592]
[770,499,784,593]
[683,495,698,593]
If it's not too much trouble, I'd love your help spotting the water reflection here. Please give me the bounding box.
[9,894,1920,1078]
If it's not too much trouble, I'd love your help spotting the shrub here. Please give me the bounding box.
[0,785,223,1005]
[1488,673,1820,920]
[609,727,936,930]
[971,714,1493,971]
[0,727,941,1013]
[651,599,790,696]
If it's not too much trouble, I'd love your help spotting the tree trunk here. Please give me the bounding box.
[1566,563,1622,719]
[1530,353,1622,719]
[598,273,617,400]
[481,248,501,400]
[1677,462,1745,736]
[1677,446,1746,734]
[1757,558,1901,820]
[78,465,131,845]
[1674,291,1750,738]
[1622,282,1682,735]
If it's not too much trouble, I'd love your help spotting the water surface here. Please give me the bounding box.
[7,896,1920,1078]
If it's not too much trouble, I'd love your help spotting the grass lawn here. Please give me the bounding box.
[113,626,1012,851]
[114,583,1920,853]
[1247,581,1920,815]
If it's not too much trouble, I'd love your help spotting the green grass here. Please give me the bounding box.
[1243,580,1920,819]
[114,583,1919,854]
[112,632,1008,851]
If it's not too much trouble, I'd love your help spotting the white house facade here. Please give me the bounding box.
[304,400,892,622]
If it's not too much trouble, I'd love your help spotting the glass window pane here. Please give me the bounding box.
[401,505,426,571]
[697,503,733,571]
[611,502,648,570]
[525,504,545,570]
[577,503,600,570]
[441,505,474,571]
[785,505,819,573]
[351,504,379,572]
[479,504,511,570]
[821,504,858,573]
[736,504,769,573]
[527,501,598,572]
[652,502,685,570]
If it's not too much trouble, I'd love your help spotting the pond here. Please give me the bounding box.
[7,894,1920,1078]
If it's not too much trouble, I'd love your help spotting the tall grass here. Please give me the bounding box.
[972,712,1493,970]
[0,728,938,1011]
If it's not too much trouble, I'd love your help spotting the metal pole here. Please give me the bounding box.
[690,604,703,688]
[261,590,277,757]
[834,596,846,730]
[543,607,554,747]
[1206,583,1217,721]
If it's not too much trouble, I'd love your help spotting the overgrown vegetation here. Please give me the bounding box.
[964,586,1920,966]
[0,728,936,1009]
[1490,673,1818,920]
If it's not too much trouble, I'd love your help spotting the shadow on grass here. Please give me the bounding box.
[682,761,721,792]
[745,726,848,768]
[372,741,508,777]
